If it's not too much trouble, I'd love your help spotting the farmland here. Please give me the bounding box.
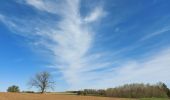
[0,93,135,100]
[0,93,169,100]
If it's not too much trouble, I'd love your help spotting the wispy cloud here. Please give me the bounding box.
[0,0,109,89]
[0,0,170,90]
[0,14,16,28]
[25,0,60,14]
[89,47,170,88]
[26,0,47,10]
[114,47,170,85]
[141,26,170,41]
[84,6,106,23]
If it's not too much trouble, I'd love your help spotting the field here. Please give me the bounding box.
[0,93,169,100]
[0,93,135,100]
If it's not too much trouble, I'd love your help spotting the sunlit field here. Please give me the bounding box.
[0,93,136,100]
[1,93,169,100]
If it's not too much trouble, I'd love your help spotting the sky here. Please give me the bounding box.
[0,0,170,92]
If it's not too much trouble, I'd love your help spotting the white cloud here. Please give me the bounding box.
[26,0,45,9]
[0,0,108,90]
[0,14,4,20]
[1,0,170,90]
[84,7,106,23]
[141,26,170,41]
[23,0,170,89]
[99,47,170,88]
[25,0,58,14]
[0,14,16,28]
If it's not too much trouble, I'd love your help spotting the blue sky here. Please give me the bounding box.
[0,0,170,92]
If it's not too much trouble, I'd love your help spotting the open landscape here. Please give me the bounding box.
[0,0,170,100]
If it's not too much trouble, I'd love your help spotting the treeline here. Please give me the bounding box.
[77,82,170,98]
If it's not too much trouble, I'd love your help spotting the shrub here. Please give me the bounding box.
[22,91,34,93]
[7,85,20,92]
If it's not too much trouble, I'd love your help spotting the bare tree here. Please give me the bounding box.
[29,71,55,93]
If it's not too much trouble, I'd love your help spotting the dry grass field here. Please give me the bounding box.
[0,93,135,100]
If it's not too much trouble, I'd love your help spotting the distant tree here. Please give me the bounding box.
[157,82,170,97]
[7,85,20,92]
[168,89,170,97]
[29,71,55,93]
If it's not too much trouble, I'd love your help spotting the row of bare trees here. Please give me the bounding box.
[78,82,170,98]
[105,83,170,98]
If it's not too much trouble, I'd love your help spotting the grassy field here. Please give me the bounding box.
[140,98,170,100]
[0,93,169,100]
